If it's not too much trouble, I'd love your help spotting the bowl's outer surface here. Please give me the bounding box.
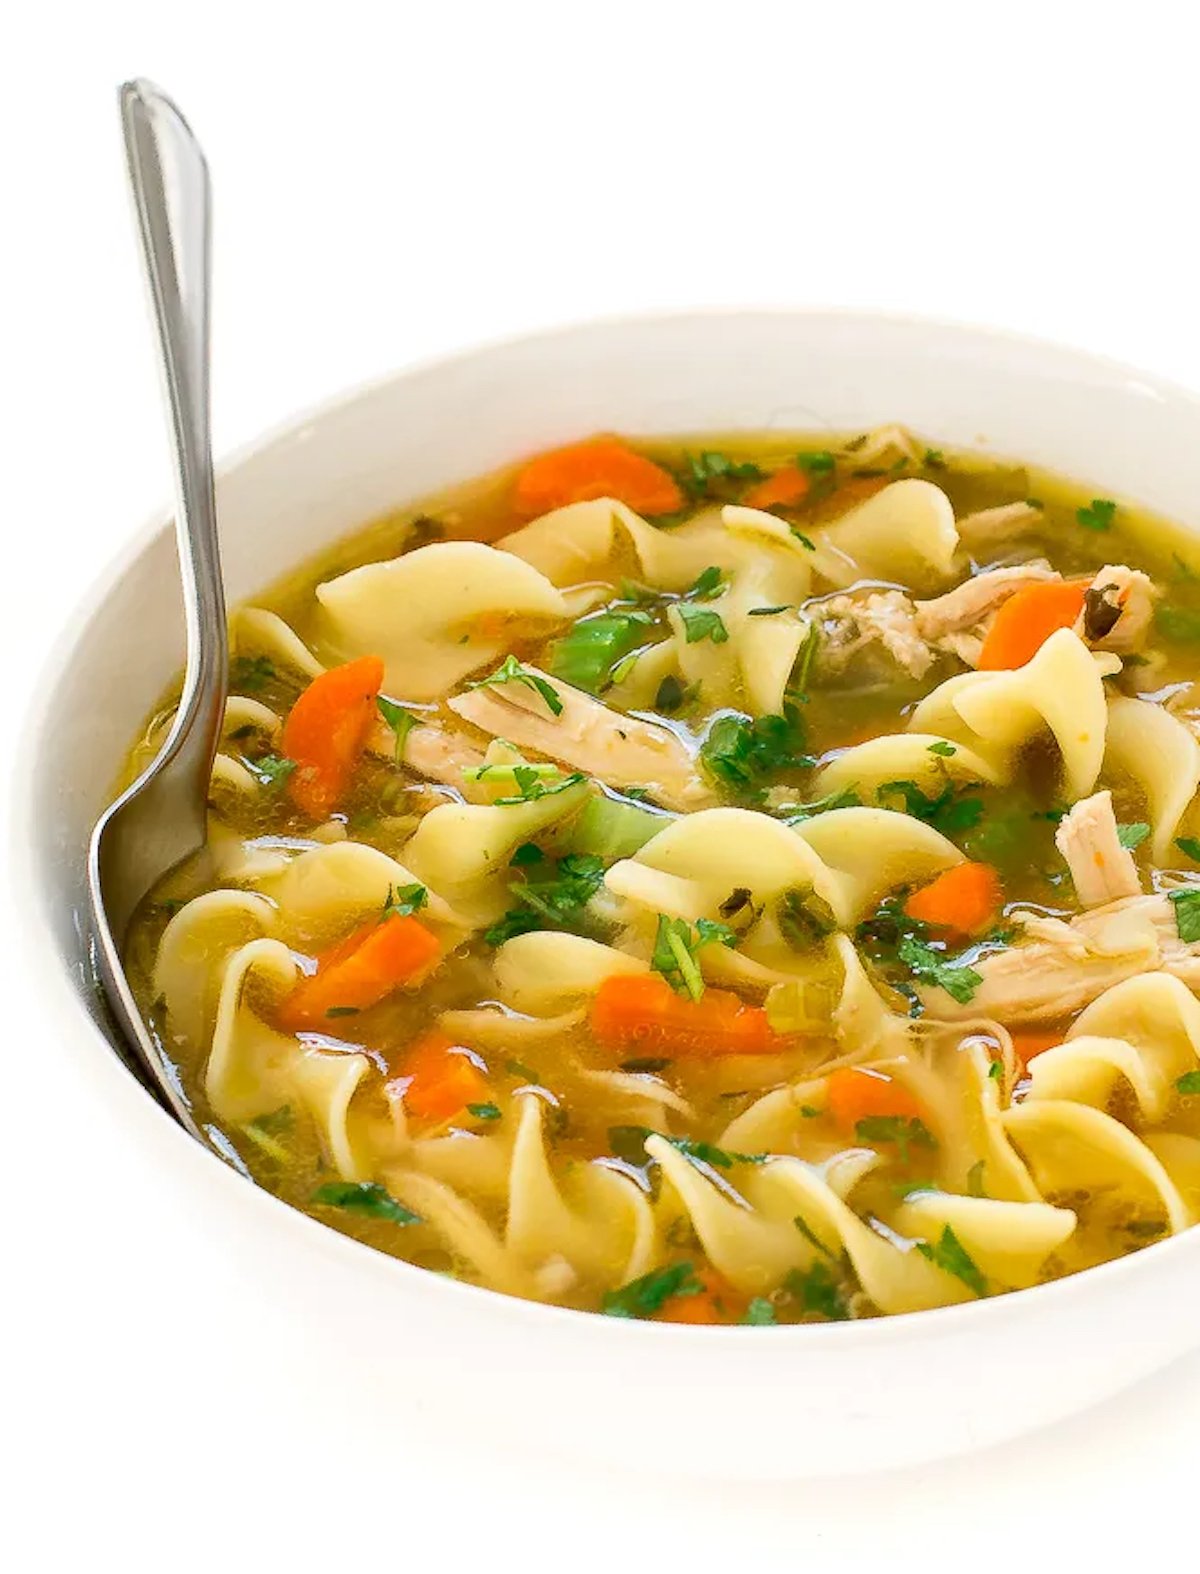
[20,310,1200,1478]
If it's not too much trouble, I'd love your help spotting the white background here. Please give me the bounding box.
[6,3,1200,1568]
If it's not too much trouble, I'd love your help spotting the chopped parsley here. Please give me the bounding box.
[743,1297,777,1325]
[311,1181,420,1225]
[923,448,946,470]
[510,842,544,867]
[681,450,764,500]
[382,882,428,919]
[492,767,587,805]
[685,565,726,600]
[505,1057,540,1083]
[1175,1070,1200,1096]
[854,1113,938,1164]
[376,694,418,760]
[249,753,296,787]
[467,1102,502,1121]
[242,1105,293,1162]
[792,529,816,550]
[877,779,984,837]
[325,1006,360,1018]
[1117,821,1150,850]
[465,655,563,717]
[700,704,812,802]
[915,1224,987,1297]
[230,654,277,692]
[676,604,729,645]
[777,886,839,949]
[1169,887,1200,944]
[796,449,836,475]
[927,740,957,758]
[654,673,689,713]
[601,1262,703,1319]
[1175,837,1200,862]
[782,1262,849,1321]
[1076,497,1117,532]
[1155,604,1200,642]
[896,935,982,1005]
[793,1213,836,1260]
[747,604,792,617]
[652,913,736,1000]
[484,852,606,946]
[782,788,863,822]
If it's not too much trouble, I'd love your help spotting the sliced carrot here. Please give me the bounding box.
[277,914,440,1032]
[655,1266,747,1325]
[589,973,776,1058]
[743,464,811,511]
[904,862,1002,939]
[281,655,385,818]
[977,581,1088,670]
[393,1028,488,1125]
[1009,1030,1063,1073]
[513,437,684,518]
[826,1067,923,1133]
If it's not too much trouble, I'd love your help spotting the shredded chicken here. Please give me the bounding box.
[1073,563,1158,654]
[447,668,716,811]
[920,894,1200,1023]
[1054,790,1141,908]
[817,590,936,680]
[955,501,1042,550]
[913,560,1058,641]
[366,719,486,786]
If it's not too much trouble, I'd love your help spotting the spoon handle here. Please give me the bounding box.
[119,79,228,786]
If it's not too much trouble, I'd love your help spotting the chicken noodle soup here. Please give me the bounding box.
[121,425,1200,1324]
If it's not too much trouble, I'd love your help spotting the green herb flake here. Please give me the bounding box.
[510,842,545,867]
[916,1224,987,1297]
[230,654,277,693]
[799,1104,821,1119]
[796,450,836,475]
[923,448,946,470]
[783,788,863,822]
[465,655,564,717]
[655,673,688,714]
[747,604,792,617]
[1076,498,1117,532]
[777,886,839,950]
[927,740,957,757]
[376,695,418,760]
[854,1113,938,1164]
[619,1057,672,1074]
[1155,604,1200,641]
[792,1213,836,1260]
[1176,1070,1200,1095]
[700,705,812,801]
[493,768,587,806]
[783,1261,849,1321]
[505,1058,540,1083]
[896,934,982,1005]
[484,852,606,947]
[686,565,726,601]
[676,604,729,646]
[1169,888,1200,943]
[467,1102,502,1121]
[743,1297,777,1326]
[312,1181,420,1225]
[548,609,655,694]
[988,1058,1003,1080]
[601,1262,703,1319]
[382,882,428,919]
[250,753,296,787]
[791,529,816,550]
[1117,821,1150,850]
[325,1005,360,1019]
[878,779,983,837]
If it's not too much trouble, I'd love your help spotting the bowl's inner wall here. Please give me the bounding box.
[32,311,1200,1010]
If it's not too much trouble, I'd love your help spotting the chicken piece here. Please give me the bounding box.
[816,590,936,680]
[913,560,1058,641]
[366,719,486,787]
[446,667,716,812]
[1054,790,1141,908]
[920,894,1199,1022]
[956,501,1042,550]
[1074,564,1158,654]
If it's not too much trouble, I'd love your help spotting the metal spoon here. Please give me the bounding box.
[87,80,227,1139]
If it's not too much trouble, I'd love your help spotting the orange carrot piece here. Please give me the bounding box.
[394,1028,488,1125]
[281,655,385,818]
[278,914,440,1032]
[655,1266,747,1325]
[904,862,1002,939]
[590,974,777,1058]
[977,581,1088,671]
[743,464,811,511]
[1009,1031,1063,1072]
[826,1067,923,1133]
[513,438,684,519]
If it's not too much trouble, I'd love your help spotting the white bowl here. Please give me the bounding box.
[19,310,1200,1478]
